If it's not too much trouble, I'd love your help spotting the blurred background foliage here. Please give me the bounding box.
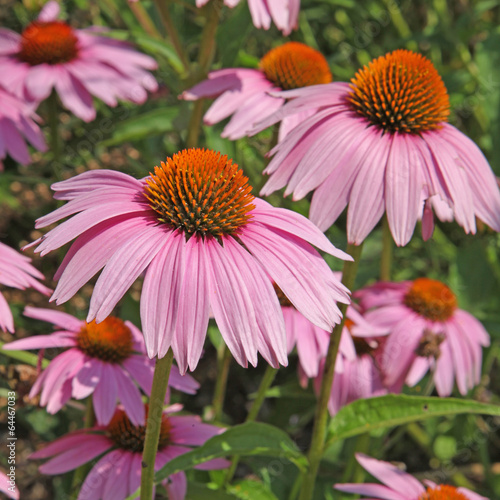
[1,0,500,498]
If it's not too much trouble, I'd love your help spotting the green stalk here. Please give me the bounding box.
[129,2,162,39]
[298,243,363,500]
[186,0,224,147]
[224,365,279,485]
[153,0,190,74]
[380,215,393,281]
[211,345,232,422]
[140,349,174,500]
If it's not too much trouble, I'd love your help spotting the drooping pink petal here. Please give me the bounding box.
[93,363,118,425]
[113,367,145,426]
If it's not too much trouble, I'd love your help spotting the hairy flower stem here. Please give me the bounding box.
[298,243,363,500]
[211,345,232,422]
[380,215,393,281]
[186,0,224,147]
[224,365,279,485]
[70,398,95,499]
[140,349,174,500]
[153,0,190,74]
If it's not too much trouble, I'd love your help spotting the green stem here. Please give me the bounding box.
[70,398,96,498]
[140,349,174,500]
[379,0,416,50]
[211,345,232,422]
[224,365,279,485]
[129,2,162,39]
[153,0,190,74]
[0,341,49,368]
[380,215,393,281]
[186,0,224,147]
[298,243,363,500]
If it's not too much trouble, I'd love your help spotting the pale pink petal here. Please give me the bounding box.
[38,1,60,21]
[164,472,187,500]
[93,363,118,425]
[3,334,76,351]
[72,359,102,399]
[113,367,145,426]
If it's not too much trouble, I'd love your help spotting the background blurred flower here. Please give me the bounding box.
[251,49,500,246]
[31,405,228,500]
[28,148,351,373]
[4,307,199,424]
[335,453,487,500]
[0,471,18,500]
[0,242,50,333]
[356,278,490,396]
[0,87,46,169]
[182,41,331,140]
[196,0,300,35]
[0,1,158,122]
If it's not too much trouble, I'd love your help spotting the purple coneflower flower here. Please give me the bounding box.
[28,148,351,373]
[0,1,157,122]
[335,453,487,500]
[4,307,199,425]
[0,87,46,169]
[31,405,228,500]
[196,0,300,35]
[252,49,500,246]
[356,278,490,397]
[0,242,50,333]
[182,42,331,140]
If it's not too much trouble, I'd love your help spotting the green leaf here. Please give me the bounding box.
[101,107,178,146]
[155,422,307,482]
[327,395,500,445]
[0,341,49,368]
[228,479,279,500]
[187,482,238,499]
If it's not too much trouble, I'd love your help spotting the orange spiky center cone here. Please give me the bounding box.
[76,317,133,364]
[18,21,79,65]
[260,42,332,90]
[404,278,457,322]
[145,148,255,238]
[106,407,172,453]
[347,49,449,134]
[419,485,469,500]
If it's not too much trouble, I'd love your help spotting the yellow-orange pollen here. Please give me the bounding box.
[18,21,79,66]
[76,317,133,364]
[419,485,469,500]
[404,278,457,322]
[145,148,255,238]
[106,407,171,453]
[347,49,450,134]
[259,42,332,91]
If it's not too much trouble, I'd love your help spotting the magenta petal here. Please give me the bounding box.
[93,363,118,425]
[113,367,145,426]
[30,429,99,459]
[164,471,187,500]
[24,306,83,331]
[102,450,131,500]
[3,333,76,351]
[72,359,102,399]
[170,415,224,445]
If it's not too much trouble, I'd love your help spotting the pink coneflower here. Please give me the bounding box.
[0,242,50,333]
[335,453,487,500]
[28,148,351,373]
[196,0,300,35]
[252,49,500,246]
[0,87,46,169]
[312,314,390,415]
[356,278,490,397]
[4,307,199,425]
[31,405,228,500]
[182,42,331,140]
[0,1,157,122]
[0,471,18,500]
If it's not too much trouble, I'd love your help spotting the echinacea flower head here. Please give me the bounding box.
[0,86,46,169]
[356,278,490,397]
[335,453,487,500]
[0,1,158,122]
[196,0,300,35]
[182,41,331,140]
[31,405,228,500]
[29,148,351,373]
[0,242,50,333]
[4,307,199,425]
[313,312,390,415]
[252,49,500,246]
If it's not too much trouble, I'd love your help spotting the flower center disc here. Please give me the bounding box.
[18,21,79,66]
[145,148,255,238]
[419,485,469,500]
[404,278,457,322]
[107,407,171,453]
[348,49,450,134]
[259,42,332,90]
[76,317,133,364]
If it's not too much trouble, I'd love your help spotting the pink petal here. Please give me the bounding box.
[93,363,118,425]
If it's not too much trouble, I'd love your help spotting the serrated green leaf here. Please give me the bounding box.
[327,395,500,445]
